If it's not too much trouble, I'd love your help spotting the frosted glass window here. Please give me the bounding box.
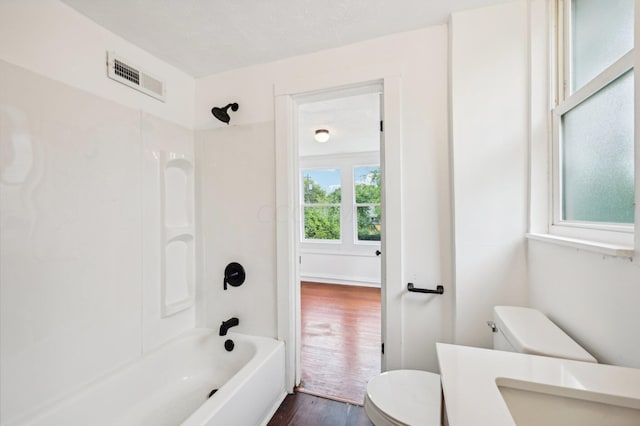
[571,0,634,92]
[562,70,634,223]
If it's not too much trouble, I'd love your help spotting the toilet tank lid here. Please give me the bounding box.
[493,306,597,363]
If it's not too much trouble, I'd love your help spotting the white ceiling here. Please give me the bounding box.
[61,0,508,77]
[298,92,380,157]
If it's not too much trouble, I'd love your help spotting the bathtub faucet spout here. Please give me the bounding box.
[219,317,239,336]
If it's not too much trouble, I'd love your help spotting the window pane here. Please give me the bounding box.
[357,206,381,241]
[562,70,634,224]
[302,169,341,204]
[571,0,634,92]
[354,166,380,204]
[304,206,340,240]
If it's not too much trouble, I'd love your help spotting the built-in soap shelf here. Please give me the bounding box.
[159,151,195,318]
[165,227,194,242]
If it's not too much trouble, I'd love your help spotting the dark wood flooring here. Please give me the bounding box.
[267,392,373,426]
[298,282,381,405]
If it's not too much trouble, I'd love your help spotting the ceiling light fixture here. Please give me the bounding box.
[314,129,330,143]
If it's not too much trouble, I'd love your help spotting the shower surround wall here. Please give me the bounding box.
[0,60,196,425]
[142,115,196,350]
[195,123,278,339]
[0,3,196,422]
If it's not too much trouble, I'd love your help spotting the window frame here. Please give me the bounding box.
[298,151,381,251]
[353,164,382,244]
[550,0,635,244]
[300,167,342,243]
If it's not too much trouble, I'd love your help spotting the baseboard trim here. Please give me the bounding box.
[300,275,380,288]
[295,386,364,407]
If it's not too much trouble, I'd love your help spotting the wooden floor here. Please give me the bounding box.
[268,392,373,426]
[298,282,381,405]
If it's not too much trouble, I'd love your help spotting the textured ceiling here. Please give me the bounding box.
[61,0,508,77]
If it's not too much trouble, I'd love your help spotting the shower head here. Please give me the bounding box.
[211,103,239,125]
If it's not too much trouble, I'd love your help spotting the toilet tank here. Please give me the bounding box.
[492,306,597,363]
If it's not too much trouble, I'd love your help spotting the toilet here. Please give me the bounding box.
[363,305,597,426]
[364,369,441,426]
[490,305,597,363]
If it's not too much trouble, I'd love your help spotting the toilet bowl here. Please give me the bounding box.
[364,370,441,426]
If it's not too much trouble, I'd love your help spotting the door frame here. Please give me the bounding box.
[275,69,403,391]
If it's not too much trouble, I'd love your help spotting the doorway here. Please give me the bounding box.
[294,90,382,403]
[275,72,403,395]
[298,282,380,404]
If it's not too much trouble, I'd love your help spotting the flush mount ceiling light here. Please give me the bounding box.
[314,129,330,143]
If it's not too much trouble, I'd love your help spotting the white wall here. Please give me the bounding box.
[528,242,640,367]
[0,0,195,129]
[195,122,278,338]
[195,26,453,371]
[450,1,530,348]
[300,252,381,287]
[0,2,196,423]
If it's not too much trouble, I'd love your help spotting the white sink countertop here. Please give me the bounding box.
[437,343,640,426]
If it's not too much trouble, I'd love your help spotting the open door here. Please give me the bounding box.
[293,89,383,403]
[275,74,405,392]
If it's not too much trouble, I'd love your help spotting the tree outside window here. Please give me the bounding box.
[302,169,341,240]
[354,166,381,241]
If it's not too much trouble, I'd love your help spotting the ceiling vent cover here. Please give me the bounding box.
[107,51,165,102]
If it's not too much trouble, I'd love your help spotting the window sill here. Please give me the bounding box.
[526,233,635,258]
[300,247,379,257]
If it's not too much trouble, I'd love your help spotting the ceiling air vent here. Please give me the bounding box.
[107,51,165,102]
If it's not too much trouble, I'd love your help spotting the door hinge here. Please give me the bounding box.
[299,256,302,264]
[380,120,384,132]
[381,343,384,354]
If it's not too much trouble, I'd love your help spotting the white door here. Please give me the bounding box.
[275,72,447,390]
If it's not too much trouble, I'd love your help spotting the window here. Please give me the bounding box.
[302,169,341,240]
[553,0,635,234]
[354,166,381,241]
[299,156,381,246]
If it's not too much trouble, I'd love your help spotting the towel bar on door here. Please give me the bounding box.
[407,283,444,294]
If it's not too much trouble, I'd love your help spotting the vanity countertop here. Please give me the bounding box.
[437,343,640,426]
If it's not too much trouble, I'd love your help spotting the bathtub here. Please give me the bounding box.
[15,329,286,426]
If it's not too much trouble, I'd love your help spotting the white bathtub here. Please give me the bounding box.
[15,329,286,426]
